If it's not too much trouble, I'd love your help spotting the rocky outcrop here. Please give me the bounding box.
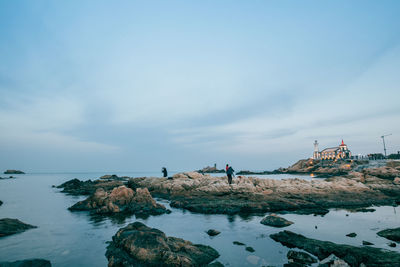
[3,170,24,174]
[0,259,51,267]
[280,159,363,176]
[270,230,400,267]
[362,166,400,181]
[106,222,220,266]
[0,218,37,237]
[69,186,169,216]
[377,227,400,242]
[57,178,123,195]
[260,214,293,228]
[0,200,2,206]
[127,171,400,215]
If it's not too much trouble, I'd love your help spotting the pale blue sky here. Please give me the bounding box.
[1,1,399,172]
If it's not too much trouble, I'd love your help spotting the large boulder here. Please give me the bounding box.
[106,222,220,266]
[270,230,400,266]
[3,170,24,174]
[69,186,169,216]
[377,227,400,242]
[0,259,51,267]
[260,214,293,228]
[0,218,37,237]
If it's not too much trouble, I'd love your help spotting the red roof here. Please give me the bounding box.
[340,139,346,146]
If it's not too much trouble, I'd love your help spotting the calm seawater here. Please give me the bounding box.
[0,173,399,266]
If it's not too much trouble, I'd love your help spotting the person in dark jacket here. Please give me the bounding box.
[162,167,168,178]
[226,166,234,185]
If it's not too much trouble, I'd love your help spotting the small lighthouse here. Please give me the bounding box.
[313,140,320,159]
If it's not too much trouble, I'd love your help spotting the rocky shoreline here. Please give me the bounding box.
[126,164,400,215]
[51,161,400,266]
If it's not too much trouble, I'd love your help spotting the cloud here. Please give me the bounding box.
[0,94,119,154]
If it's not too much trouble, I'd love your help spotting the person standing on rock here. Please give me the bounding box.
[226,164,229,172]
[162,167,168,178]
[226,165,234,185]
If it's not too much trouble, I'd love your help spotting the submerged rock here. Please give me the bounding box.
[233,241,245,246]
[245,246,255,252]
[0,218,37,237]
[346,233,357,238]
[206,229,221,236]
[57,178,123,195]
[3,170,25,174]
[270,230,400,267]
[0,259,51,267]
[260,214,293,228]
[362,241,374,246]
[106,221,220,266]
[69,186,169,216]
[287,250,317,265]
[377,227,400,242]
[0,200,2,206]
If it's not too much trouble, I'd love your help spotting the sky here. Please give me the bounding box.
[0,0,400,173]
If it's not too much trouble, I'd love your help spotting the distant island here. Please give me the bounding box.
[4,170,25,174]
[197,164,225,173]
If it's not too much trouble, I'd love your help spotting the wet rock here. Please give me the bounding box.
[57,178,123,195]
[318,254,349,267]
[388,242,397,247]
[3,170,24,174]
[206,229,221,236]
[393,177,400,185]
[0,218,37,237]
[245,246,255,252]
[377,227,400,242]
[0,259,51,267]
[69,186,169,216]
[346,233,357,238]
[287,250,317,265]
[260,214,293,228]
[0,200,2,206]
[270,230,400,267]
[362,241,374,246]
[106,221,220,266]
[233,241,245,246]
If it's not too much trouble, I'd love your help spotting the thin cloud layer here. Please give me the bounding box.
[0,1,399,171]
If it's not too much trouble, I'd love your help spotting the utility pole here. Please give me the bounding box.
[381,134,392,158]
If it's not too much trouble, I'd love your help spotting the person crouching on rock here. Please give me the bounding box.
[162,167,168,178]
[226,166,235,185]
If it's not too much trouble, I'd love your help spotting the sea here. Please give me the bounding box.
[0,172,399,266]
